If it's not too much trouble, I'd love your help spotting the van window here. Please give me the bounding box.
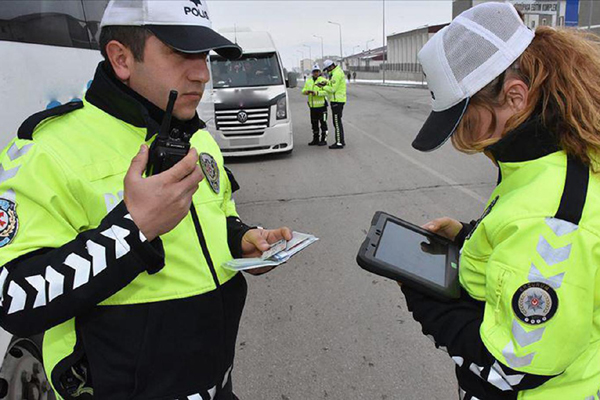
[212,52,284,88]
[82,0,110,49]
[0,0,108,49]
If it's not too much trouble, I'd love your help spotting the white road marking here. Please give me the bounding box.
[347,120,487,204]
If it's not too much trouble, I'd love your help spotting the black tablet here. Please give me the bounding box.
[356,212,460,300]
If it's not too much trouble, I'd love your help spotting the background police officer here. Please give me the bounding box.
[320,60,347,149]
[0,1,292,399]
[302,64,329,146]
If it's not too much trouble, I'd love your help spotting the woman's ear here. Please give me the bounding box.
[105,40,134,83]
[504,78,529,113]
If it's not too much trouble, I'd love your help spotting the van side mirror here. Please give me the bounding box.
[286,72,298,88]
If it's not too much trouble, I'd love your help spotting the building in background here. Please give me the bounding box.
[385,23,447,82]
[452,1,600,34]
[345,46,386,74]
[300,58,313,74]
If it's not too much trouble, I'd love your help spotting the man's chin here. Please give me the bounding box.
[174,105,200,121]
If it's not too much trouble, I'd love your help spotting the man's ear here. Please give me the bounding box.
[504,78,529,113]
[105,40,135,83]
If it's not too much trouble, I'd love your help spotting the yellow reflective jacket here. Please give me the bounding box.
[403,118,600,399]
[302,76,329,108]
[0,63,247,399]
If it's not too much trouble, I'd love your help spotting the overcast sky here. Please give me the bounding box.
[209,1,452,69]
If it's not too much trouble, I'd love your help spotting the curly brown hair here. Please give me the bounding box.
[452,26,600,168]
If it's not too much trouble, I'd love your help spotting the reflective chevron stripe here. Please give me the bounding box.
[511,320,545,348]
[4,225,131,314]
[488,361,525,391]
[536,235,571,266]
[0,142,32,186]
[545,217,577,237]
[179,386,216,400]
[0,165,20,185]
[7,281,26,314]
[502,341,535,368]
[175,365,233,400]
[6,143,32,162]
[528,264,564,289]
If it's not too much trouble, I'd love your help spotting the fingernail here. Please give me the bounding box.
[140,145,147,153]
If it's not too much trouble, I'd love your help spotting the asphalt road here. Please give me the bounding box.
[226,82,498,400]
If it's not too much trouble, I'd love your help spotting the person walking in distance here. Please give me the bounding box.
[302,64,329,146]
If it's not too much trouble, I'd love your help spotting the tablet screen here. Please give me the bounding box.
[374,220,448,286]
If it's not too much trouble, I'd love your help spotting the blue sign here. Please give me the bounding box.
[565,0,580,27]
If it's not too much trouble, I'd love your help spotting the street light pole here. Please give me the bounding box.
[366,39,374,51]
[313,35,324,61]
[303,44,312,64]
[589,0,594,30]
[382,0,386,84]
[328,21,343,62]
[296,49,304,71]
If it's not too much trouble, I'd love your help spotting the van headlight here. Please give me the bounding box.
[276,96,287,119]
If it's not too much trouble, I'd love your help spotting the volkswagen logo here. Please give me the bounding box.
[237,111,248,124]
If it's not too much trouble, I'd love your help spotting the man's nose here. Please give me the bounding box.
[189,57,210,83]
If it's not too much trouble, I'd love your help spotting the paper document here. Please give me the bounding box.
[222,231,318,271]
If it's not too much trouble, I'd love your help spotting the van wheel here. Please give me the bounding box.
[0,338,55,400]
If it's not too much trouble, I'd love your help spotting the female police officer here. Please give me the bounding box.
[402,3,600,399]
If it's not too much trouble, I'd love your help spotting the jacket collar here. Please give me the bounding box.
[485,116,561,163]
[85,62,204,141]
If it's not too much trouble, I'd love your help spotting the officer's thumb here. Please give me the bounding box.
[257,238,270,252]
[127,145,149,180]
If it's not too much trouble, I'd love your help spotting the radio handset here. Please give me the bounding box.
[146,90,192,176]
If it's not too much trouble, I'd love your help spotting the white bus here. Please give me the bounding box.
[208,31,294,156]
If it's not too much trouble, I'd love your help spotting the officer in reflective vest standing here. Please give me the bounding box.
[0,1,293,399]
[320,60,347,149]
[302,64,329,146]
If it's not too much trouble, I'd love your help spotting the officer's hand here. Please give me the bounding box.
[422,217,462,241]
[124,145,204,241]
[241,227,293,276]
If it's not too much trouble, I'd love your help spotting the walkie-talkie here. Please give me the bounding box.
[146,90,192,176]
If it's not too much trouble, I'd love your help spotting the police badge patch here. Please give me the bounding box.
[0,199,18,247]
[199,153,220,194]
[512,282,558,325]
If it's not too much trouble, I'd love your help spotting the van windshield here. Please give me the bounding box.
[211,52,283,88]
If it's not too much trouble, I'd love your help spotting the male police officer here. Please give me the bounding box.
[320,60,347,149]
[301,64,329,146]
[0,1,292,399]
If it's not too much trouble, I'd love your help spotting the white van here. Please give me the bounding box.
[208,31,294,156]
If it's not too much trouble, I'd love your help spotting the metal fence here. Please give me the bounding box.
[346,63,422,74]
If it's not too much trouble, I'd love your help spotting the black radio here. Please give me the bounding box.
[146,90,192,176]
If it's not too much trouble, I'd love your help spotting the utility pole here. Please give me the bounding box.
[303,44,312,64]
[589,0,595,30]
[328,21,343,62]
[313,35,324,61]
[382,0,386,84]
[366,38,374,51]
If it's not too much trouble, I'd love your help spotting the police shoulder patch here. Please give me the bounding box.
[0,198,18,247]
[512,282,558,325]
[199,152,220,194]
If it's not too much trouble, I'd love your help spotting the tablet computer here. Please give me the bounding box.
[356,212,460,300]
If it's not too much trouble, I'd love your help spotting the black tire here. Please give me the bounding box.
[0,336,56,400]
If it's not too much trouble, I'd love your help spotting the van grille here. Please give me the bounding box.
[215,107,270,137]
